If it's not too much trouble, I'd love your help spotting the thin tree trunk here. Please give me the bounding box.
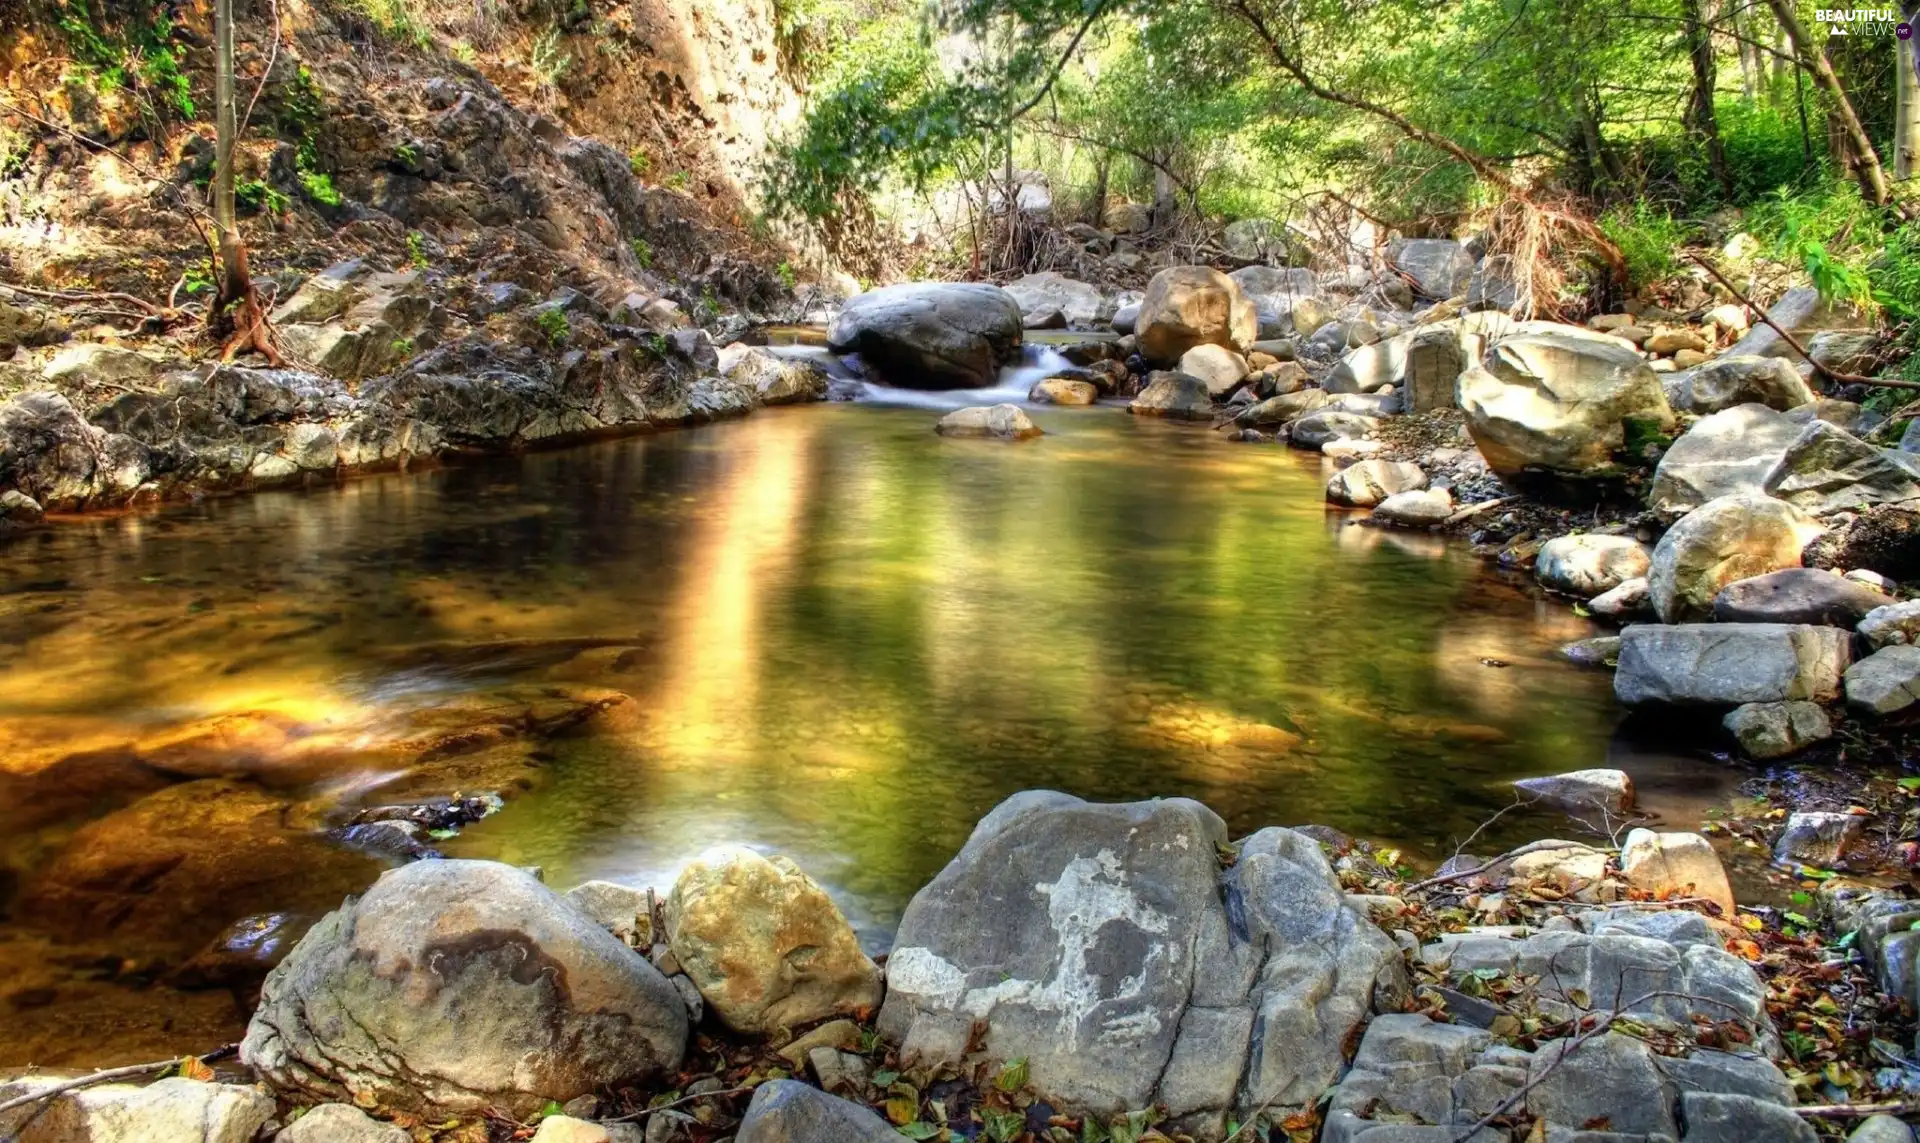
[1735,5,1762,100]
[213,0,239,300]
[1089,151,1109,227]
[211,0,279,363]
[1898,0,1920,181]
[1765,0,1892,205]
[1686,0,1733,195]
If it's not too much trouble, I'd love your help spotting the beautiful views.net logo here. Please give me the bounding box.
[1816,7,1909,35]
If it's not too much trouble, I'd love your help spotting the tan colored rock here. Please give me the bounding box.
[934,404,1042,440]
[1134,266,1258,365]
[1,1077,273,1143]
[1029,377,1098,405]
[1647,493,1820,623]
[1326,459,1427,508]
[1178,343,1250,395]
[1509,842,1610,888]
[1619,829,1734,914]
[529,1116,610,1143]
[1457,331,1674,478]
[1646,329,1708,356]
[665,846,882,1036]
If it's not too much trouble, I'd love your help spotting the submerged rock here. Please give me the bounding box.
[876,791,1405,1132]
[665,846,881,1036]
[934,404,1042,440]
[1370,487,1452,527]
[242,859,688,1116]
[827,283,1023,389]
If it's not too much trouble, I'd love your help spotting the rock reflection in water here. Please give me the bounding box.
[0,402,1642,1063]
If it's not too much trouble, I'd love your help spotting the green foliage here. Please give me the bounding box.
[647,332,669,356]
[451,39,478,63]
[697,286,720,322]
[629,237,655,269]
[394,142,420,167]
[775,261,798,290]
[406,230,431,269]
[1749,186,1881,308]
[390,336,416,356]
[629,149,652,178]
[666,170,693,191]
[340,0,432,47]
[1598,203,1689,289]
[180,265,213,297]
[1871,224,1920,321]
[51,0,195,122]
[235,178,290,215]
[300,170,344,207]
[535,307,570,345]
[531,27,572,91]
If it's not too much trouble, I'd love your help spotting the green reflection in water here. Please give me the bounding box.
[424,403,1619,939]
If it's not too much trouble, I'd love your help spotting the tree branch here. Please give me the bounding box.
[1008,1,1109,123]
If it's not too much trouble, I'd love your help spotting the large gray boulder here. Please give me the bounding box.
[1664,355,1816,414]
[1002,272,1112,329]
[0,391,152,511]
[1647,492,1819,623]
[241,860,688,1117]
[1458,331,1674,478]
[1648,403,1803,515]
[1324,335,1409,395]
[1844,645,1920,716]
[877,792,1405,1134]
[1390,238,1475,300]
[1763,419,1920,516]
[1229,266,1316,338]
[1614,623,1851,706]
[1135,266,1258,365]
[826,283,1023,389]
[1535,534,1652,597]
[735,1080,899,1143]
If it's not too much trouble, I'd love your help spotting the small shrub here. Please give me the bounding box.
[393,142,420,167]
[406,230,430,270]
[535,307,570,345]
[451,40,478,63]
[666,170,692,191]
[1598,202,1689,290]
[531,27,572,92]
[236,178,290,214]
[629,237,654,269]
[300,171,343,207]
[629,150,652,178]
[390,337,416,356]
[775,261,798,290]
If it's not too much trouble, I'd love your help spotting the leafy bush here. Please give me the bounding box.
[1599,203,1690,289]
[300,171,343,207]
[1870,224,1920,320]
[406,230,430,269]
[1748,185,1882,308]
[535,307,570,345]
[629,237,654,269]
[531,27,571,91]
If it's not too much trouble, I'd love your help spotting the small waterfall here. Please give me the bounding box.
[852,343,1075,410]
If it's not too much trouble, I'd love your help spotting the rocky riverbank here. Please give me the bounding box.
[4,784,1918,1143]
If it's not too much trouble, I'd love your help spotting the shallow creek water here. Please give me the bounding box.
[0,399,1738,1065]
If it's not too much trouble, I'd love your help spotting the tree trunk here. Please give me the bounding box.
[1764,0,1892,205]
[1898,0,1920,181]
[1089,151,1109,227]
[1686,0,1733,196]
[210,0,279,363]
[213,0,240,302]
[1735,5,1763,101]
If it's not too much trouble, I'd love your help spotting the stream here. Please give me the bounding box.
[0,394,1738,1065]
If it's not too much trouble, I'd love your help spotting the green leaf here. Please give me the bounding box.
[995,1056,1029,1093]
[535,1100,564,1121]
[1900,776,1920,790]
[1784,911,1812,927]
[873,1068,900,1086]
[897,1123,942,1140]
[984,1109,1025,1143]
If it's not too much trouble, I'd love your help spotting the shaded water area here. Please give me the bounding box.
[0,401,1730,1065]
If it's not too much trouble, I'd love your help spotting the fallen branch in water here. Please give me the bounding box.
[0,1046,236,1118]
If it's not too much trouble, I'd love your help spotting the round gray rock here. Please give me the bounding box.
[241,859,688,1116]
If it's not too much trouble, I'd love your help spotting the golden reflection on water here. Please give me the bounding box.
[0,403,1650,995]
